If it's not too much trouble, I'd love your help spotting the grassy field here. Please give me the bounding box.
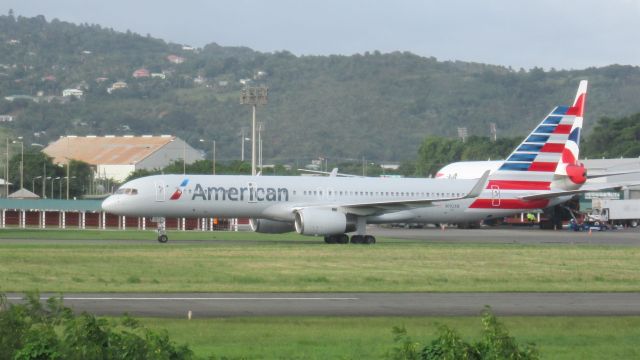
[0,229,310,241]
[139,316,640,359]
[1,230,639,292]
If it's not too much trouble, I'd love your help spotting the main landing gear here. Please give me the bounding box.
[323,216,376,244]
[323,234,376,244]
[156,217,168,243]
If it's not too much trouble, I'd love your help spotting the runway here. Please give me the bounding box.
[6,292,640,317]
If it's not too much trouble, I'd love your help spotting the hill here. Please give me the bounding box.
[1,14,640,164]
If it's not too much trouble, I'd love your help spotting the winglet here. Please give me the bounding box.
[465,170,490,199]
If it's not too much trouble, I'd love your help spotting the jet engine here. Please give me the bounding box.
[249,218,295,234]
[294,208,356,236]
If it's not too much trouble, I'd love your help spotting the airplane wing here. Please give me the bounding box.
[297,168,361,177]
[292,170,490,214]
[519,181,640,201]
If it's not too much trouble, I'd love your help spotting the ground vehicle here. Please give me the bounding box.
[589,198,640,227]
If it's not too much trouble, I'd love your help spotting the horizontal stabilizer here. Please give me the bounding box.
[519,181,640,201]
[587,169,640,179]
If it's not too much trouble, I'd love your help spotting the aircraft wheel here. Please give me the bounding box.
[157,234,168,243]
[339,234,349,244]
[350,235,362,244]
[364,235,376,244]
[324,236,337,244]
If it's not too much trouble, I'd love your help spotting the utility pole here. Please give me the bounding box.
[240,86,268,175]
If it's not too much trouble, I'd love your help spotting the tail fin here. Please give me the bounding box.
[469,81,588,210]
[489,80,588,187]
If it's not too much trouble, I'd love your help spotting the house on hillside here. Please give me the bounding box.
[62,89,83,98]
[132,68,150,78]
[43,135,204,182]
[167,55,185,64]
[107,81,128,94]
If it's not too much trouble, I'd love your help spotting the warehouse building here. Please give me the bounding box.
[43,135,203,182]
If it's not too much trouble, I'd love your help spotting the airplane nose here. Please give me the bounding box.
[101,196,118,213]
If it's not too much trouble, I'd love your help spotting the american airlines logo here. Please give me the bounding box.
[191,183,289,202]
[169,179,189,200]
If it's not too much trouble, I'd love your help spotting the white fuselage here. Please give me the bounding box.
[102,174,567,224]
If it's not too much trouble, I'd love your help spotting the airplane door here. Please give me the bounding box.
[155,181,166,202]
[491,185,500,207]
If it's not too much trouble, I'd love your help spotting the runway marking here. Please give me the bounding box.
[6,297,359,301]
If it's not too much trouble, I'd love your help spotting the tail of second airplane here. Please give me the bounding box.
[469,80,588,210]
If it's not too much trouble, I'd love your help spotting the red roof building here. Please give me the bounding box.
[132,68,150,78]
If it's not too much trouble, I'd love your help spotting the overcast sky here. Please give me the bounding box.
[2,0,639,69]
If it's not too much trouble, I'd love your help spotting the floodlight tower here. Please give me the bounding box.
[240,86,268,175]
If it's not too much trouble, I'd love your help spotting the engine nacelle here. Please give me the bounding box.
[294,208,355,236]
[250,218,295,234]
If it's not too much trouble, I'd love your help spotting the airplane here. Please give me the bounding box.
[103,80,615,244]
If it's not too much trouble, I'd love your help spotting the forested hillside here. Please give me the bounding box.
[1,13,640,164]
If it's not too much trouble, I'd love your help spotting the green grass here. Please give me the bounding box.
[138,316,640,359]
[1,231,639,292]
[0,229,310,241]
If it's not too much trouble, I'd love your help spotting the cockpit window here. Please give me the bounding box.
[115,188,138,195]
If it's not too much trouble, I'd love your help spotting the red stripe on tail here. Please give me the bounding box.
[566,93,586,116]
[552,124,572,134]
[528,162,557,172]
[539,143,564,153]
[486,180,551,190]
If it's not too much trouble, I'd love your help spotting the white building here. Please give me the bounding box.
[43,135,204,182]
[62,89,84,97]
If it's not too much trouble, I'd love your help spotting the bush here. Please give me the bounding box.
[0,292,195,360]
[389,307,539,360]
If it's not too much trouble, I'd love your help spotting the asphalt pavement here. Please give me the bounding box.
[6,292,640,317]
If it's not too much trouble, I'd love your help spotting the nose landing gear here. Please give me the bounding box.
[156,217,168,243]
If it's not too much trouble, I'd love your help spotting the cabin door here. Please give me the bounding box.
[155,181,166,202]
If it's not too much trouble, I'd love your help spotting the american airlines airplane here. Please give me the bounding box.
[102,80,615,244]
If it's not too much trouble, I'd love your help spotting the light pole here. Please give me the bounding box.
[44,176,51,198]
[4,138,8,197]
[31,176,41,193]
[258,122,264,172]
[52,176,60,199]
[12,137,23,189]
[64,176,76,199]
[240,86,268,175]
[182,140,186,175]
[31,143,46,197]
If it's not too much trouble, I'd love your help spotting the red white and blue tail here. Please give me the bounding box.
[469,80,588,210]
